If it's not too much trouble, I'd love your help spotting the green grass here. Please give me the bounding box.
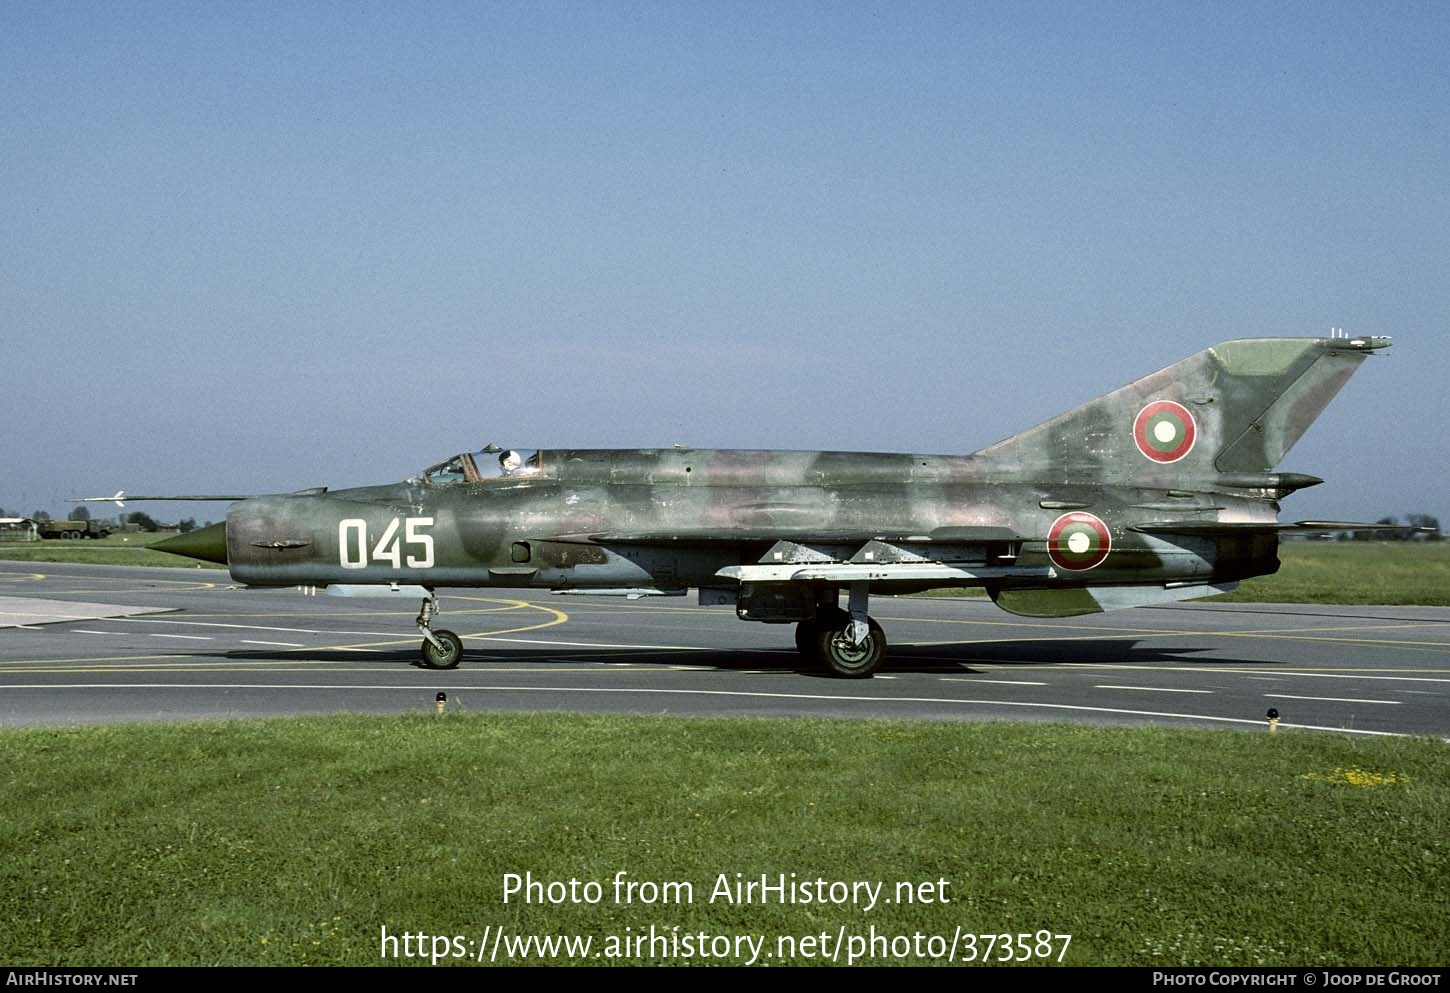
[1207,541,1450,605]
[0,531,224,569]
[2,714,1445,966]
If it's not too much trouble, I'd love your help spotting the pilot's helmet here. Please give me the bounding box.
[499,450,523,472]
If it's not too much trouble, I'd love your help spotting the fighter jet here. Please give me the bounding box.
[99,335,1390,677]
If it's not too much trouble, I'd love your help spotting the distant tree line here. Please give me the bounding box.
[0,505,206,531]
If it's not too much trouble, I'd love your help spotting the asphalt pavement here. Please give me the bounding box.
[3,562,1447,737]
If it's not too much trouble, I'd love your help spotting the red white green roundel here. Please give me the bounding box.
[1133,400,1197,464]
[1047,512,1112,571]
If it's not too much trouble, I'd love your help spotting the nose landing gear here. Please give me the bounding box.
[416,593,463,669]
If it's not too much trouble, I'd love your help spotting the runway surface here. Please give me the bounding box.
[2,562,1448,737]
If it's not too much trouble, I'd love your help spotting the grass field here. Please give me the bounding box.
[0,531,225,569]
[1206,541,1450,606]
[1,714,1445,967]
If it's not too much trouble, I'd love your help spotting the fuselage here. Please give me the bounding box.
[220,447,1282,592]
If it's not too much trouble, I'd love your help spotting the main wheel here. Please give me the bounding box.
[420,630,463,669]
[812,615,886,679]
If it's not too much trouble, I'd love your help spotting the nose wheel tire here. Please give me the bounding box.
[420,630,463,669]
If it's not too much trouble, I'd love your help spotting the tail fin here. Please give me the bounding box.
[975,336,1389,482]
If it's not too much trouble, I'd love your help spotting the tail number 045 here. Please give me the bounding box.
[339,518,435,569]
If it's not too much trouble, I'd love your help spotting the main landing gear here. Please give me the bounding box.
[416,592,463,669]
[794,583,887,679]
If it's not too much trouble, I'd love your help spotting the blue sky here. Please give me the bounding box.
[2,3,1446,525]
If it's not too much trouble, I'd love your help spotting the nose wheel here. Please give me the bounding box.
[421,630,464,669]
[416,593,463,669]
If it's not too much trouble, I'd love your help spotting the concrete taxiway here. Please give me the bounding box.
[2,563,1447,736]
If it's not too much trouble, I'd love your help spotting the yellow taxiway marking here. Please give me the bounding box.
[442,595,536,608]
[0,571,221,593]
[292,598,570,654]
[1230,621,1450,635]
[0,598,571,669]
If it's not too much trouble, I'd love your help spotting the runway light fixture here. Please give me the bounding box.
[1266,707,1280,734]
[435,691,447,716]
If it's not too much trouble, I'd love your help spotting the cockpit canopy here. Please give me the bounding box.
[415,448,542,486]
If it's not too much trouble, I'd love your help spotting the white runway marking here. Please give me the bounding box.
[1095,685,1213,694]
[1267,694,1401,705]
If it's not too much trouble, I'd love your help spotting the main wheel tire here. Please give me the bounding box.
[420,630,464,669]
[813,615,886,679]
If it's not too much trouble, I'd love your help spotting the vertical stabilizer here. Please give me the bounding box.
[975,336,1388,482]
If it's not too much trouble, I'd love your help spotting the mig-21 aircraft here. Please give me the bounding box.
[91,335,1390,677]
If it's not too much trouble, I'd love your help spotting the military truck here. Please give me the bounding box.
[38,519,112,540]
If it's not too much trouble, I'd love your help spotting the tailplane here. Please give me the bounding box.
[975,336,1389,483]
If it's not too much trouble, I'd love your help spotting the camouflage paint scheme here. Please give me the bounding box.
[151,336,1389,675]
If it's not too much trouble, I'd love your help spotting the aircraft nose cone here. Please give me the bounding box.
[154,522,229,565]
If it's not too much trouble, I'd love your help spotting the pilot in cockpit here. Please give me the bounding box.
[498,450,524,475]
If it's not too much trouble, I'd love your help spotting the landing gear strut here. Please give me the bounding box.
[416,593,463,669]
[796,583,887,678]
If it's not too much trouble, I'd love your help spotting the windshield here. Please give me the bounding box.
[416,448,542,486]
